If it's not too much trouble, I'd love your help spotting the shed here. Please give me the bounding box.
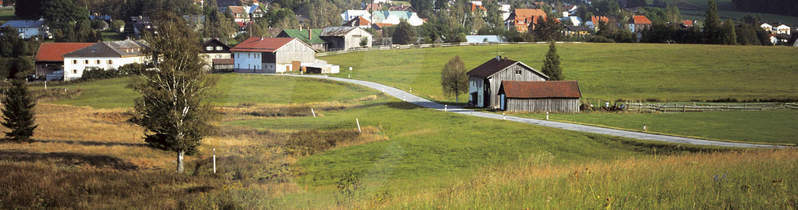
[498,81,582,113]
[320,26,372,51]
[467,57,549,109]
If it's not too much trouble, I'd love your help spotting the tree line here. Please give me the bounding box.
[732,0,798,17]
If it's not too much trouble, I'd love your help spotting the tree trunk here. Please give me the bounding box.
[177,150,185,173]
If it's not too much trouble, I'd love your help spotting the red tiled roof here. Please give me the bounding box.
[681,20,693,27]
[231,37,295,52]
[35,42,95,62]
[633,15,652,25]
[471,4,486,12]
[501,81,582,99]
[514,9,547,21]
[591,16,609,24]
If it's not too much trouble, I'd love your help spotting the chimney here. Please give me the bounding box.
[496,56,501,61]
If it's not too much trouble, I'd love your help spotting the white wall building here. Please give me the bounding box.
[340,10,371,24]
[63,40,148,81]
[231,37,318,73]
[761,23,773,32]
[1,20,46,39]
[776,24,791,35]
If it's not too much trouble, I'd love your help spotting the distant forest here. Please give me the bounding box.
[732,0,798,17]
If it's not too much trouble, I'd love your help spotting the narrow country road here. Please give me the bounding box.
[277,74,784,149]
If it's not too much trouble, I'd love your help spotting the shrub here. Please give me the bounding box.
[79,63,146,81]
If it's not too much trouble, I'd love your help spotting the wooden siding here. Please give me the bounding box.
[486,64,546,109]
[275,39,316,64]
[505,98,580,113]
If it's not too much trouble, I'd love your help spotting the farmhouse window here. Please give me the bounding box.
[73,60,77,64]
[96,60,101,64]
[216,46,222,51]
[515,70,522,75]
[108,60,113,64]
[206,46,213,51]
[85,60,89,64]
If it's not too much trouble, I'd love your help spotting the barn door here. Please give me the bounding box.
[500,94,506,111]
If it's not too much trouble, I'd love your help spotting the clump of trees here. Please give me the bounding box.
[132,13,216,173]
[441,56,468,102]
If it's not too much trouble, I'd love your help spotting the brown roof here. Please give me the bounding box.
[501,81,582,99]
[230,37,295,52]
[632,15,652,25]
[35,42,94,62]
[467,57,549,79]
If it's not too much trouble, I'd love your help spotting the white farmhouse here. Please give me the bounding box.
[1,20,47,39]
[776,24,791,35]
[231,37,315,73]
[372,11,424,26]
[63,40,148,81]
[340,10,371,24]
[761,23,773,32]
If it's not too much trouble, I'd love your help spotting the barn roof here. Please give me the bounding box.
[321,26,359,36]
[35,42,94,62]
[278,29,325,44]
[467,57,548,79]
[230,37,295,52]
[501,81,582,99]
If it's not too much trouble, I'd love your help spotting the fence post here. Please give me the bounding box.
[546,112,549,120]
[356,118,361,133]
[212,148,216,174]
[444,104,447,112]
[311,108,316,118]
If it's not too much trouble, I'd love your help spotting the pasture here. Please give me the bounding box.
[2,75,795,208]
[322,43,798,104]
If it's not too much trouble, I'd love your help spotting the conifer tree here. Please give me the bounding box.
[1,79,37,142]
[725,19,737,45]
[704,0,721,44]
[541,41,563,81]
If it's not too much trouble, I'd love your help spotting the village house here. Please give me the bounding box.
[200,39,233,71]
[340,10,371,25]
[320,26,372,51]
[231,37,313,73]
[628,15,652,33]
[465,35,504,44]
[1,20,48,39]
[776,24,791,35]
[505,9,547,32]
[343,16,372,29]
[681,20,694,28]
[35,42,94,80]
[586,16,609,31]
[228,6,250,23]
[276,28,326,51]
[468,57,549,109]
[761,23,773,32]
[498,81,582,113]
[371,11,425,26]
[63,40,148,81]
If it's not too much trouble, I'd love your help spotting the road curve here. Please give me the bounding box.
[276,74,784,149]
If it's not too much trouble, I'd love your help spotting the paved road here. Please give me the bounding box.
[278,74,784,149]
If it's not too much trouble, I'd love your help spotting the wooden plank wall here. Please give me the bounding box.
[506,98,580,113]
[487,64,546,109]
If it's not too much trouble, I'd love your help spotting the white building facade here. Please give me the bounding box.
[62,40,147,81]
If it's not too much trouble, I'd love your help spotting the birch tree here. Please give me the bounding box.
[132,13,216,173]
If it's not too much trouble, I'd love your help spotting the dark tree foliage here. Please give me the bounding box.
[541,41,563,81]
[1,79,37,143]
[392,20,416,45]
[723,19,737,45]
[732,0,798,17]
[132,13,216,173]
[704,0,722,44]
[530,16,564,41]
[441,56,468,102]
[14,0,42,19]
[410,0,435,18]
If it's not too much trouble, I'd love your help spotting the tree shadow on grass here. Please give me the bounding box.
[35,139,149,148]
[0,150,139,170]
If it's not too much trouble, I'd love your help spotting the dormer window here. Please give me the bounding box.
[206,46,213,51]
[215,46,222,51]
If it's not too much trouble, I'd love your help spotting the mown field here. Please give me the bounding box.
[0,7,14,24]
[322,43,798,104]
[513,110,798,145]
[1,75,795,208]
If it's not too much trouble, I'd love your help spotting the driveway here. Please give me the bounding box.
[277,74,783,149]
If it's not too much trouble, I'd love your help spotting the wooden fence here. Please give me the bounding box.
[624,102,797,112]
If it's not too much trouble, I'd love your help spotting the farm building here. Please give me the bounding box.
[498,81,582,113]
[62,40,148,81]
[199,38,232,71]
[35,42,94,79]
[320,26,372,51]
[231,37,338,74]
[1,20,47,39]
[468,57,549,109]
[276,28,326,51]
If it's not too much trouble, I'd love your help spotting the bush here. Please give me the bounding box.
[79,63,145,81]
[588,35,615,43]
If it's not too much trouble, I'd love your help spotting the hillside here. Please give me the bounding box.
[323,43,798,103]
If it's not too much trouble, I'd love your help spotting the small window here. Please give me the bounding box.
[96,60,101,64]
[73,70,77,74]
[515,70,522,75]
[206,46,213,51]
[73,60,77,64]
[108,60,113,64]
[85,60,89,64]
[215,46,223,51]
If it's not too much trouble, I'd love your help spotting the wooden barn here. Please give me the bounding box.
[498,81,582,113]
[467,57,549,109]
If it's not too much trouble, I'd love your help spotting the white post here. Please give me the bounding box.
[311,108,316,118]
[356,118,361,133]
[212,148,216,174]
[502,113,506,120]
[44,81,47,90]
[349,66,353,71]
[546,112,549,120]
[444,104,447,112]
[348,74,351,78]
[643,124,647,132]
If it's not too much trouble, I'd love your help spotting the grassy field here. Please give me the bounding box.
[4,76,795,208]
[512,110,798,145]
[40,74,378,108]
[0,7,14,25]
[322,43,798,104]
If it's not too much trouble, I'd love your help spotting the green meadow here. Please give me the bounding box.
[512,110,798,145]
[322,43,798,103]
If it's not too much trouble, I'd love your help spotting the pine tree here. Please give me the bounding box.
[1,79,37,142]
[725,19,737,45]
[704,0,721,44]
[541,41,563,81]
